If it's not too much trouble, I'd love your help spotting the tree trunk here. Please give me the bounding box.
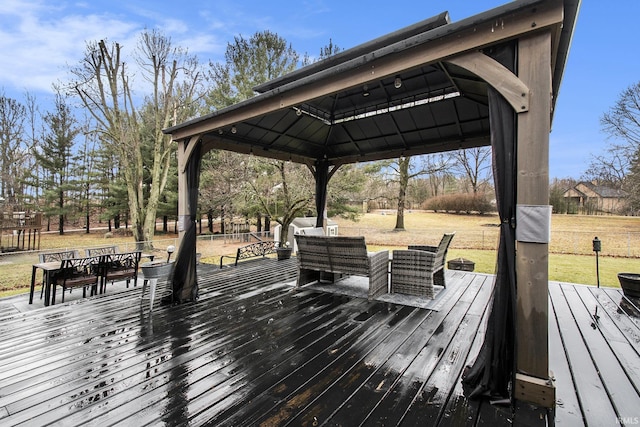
[220,206,226,234]
[58,189,64,235]
[394,157,410,231]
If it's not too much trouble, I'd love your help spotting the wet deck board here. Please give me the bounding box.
[0,259,639,426]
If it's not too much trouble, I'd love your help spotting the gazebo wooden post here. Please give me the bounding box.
[176,135,201,246]
[177,138,189,246]
[514,30,556,407]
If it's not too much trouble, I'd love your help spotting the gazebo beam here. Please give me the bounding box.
[446,51,530,113]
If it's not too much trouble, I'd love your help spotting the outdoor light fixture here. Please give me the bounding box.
[592,236,601,324]
[362,84,370,97]
[394,76,402,89]
[593,236,601,288]
[231,125,237,134]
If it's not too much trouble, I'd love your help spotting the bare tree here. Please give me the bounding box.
[598,80,640,210]
[453,147,492,194]
[0,91,27,204]
[582,145,630,188]
[601,81,640,148]
[68,30,204,246]
[247,159,314,245]
[386,154,450,230]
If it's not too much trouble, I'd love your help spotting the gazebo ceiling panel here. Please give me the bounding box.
[204,89,493,164]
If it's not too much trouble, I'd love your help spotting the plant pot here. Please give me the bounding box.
[141,260,175,279]
[447,258,475,272]
[276,247,292,260]
[618,273,640,298]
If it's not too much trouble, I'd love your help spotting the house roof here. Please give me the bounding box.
[567,181,629,199]
[164,0,580,166]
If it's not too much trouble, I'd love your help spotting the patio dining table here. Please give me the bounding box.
[29,261,62,306]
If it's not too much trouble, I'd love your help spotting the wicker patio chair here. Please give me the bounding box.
[390,232,455,298]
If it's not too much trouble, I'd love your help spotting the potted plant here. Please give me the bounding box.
[618,273,640,298]
[276,241,292,260]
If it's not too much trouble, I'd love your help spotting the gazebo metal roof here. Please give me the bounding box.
[164,0,579,167]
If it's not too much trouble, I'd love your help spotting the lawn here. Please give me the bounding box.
[335,211,640,288]
[1,211,639,298]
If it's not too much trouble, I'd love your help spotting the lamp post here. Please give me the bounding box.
[592,236,601,323]
[593,237,601,288]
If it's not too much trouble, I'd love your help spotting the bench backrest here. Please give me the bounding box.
[39,249,79,263]
[235,241,277,263]
[300,227,324,236]
[58,256,102,279]
[85,246,119,257]
[295,235,370,276]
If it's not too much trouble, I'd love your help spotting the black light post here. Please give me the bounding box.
[593,236,601,288]
[592,236,601,323]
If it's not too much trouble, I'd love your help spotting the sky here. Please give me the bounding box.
[0,0,638,179]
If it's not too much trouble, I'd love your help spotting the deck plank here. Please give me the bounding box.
[1,259,638,426]
[548,283,619,425]
[359,274,486,426]
[563,285,640,419]
[298,273,487,427]
[397,274,495,426]
[237,304,420,427]
[548,284,584,426]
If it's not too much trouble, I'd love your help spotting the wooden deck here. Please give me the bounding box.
[0,258,638,426]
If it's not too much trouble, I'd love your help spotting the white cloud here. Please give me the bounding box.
[0,0,231,98]
[0,2,140,94]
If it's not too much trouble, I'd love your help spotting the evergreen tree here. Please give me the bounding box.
[32,94,81,234]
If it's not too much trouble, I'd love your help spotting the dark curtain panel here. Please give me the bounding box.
[462,42,517,400]
[314,160,329,229]
[171,140,203,303]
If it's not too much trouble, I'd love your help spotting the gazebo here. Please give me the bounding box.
[164,0,581,407]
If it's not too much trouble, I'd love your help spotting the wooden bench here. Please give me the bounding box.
[220,240,277,268]
[294,235,389,300]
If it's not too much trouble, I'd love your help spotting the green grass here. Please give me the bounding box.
[2,212,639,298]
[342,211,640,288]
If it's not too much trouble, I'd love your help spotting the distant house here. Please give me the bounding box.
[563,181,628,214]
